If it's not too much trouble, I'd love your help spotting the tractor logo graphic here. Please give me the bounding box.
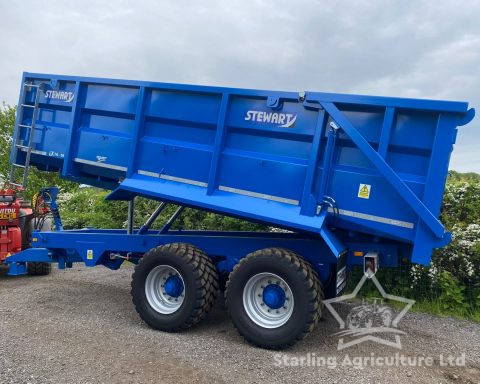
[346,297,392,329]
[323,270,415,350]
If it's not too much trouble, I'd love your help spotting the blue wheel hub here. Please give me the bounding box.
[164,275,184,298]
[262,283,286,309]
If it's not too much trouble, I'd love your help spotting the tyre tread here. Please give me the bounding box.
[131,243,218,331]
[225,247,324,349]
[27,262,51,276]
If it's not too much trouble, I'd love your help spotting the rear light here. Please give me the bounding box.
[364,252,379,277]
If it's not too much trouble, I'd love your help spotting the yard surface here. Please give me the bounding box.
[0,265,479,384]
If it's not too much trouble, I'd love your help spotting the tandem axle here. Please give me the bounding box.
[5,190,400,348]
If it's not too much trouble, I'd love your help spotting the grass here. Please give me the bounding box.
[346,294,480,323]
[400,299,480,323]
[344,267,480,324]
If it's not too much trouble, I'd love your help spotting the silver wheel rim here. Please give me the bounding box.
[242,272,294,329]
[145,265,185,314]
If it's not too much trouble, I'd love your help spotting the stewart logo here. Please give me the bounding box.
[245,110,297,128]
[44,90,75,103]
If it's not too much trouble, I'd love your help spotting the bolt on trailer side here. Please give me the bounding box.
[6,72,475,348]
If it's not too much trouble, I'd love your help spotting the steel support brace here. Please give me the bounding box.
[127,198,135,235]
[138,202,167,234]
[127,87,147,177]
[300,109,327,216]
[62,81,82,177]
[378,107,395,158]
[317,122,338,201]
[160,206,185,234]
[207,93,230,195]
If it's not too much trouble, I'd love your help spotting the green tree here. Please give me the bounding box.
[0,103,17,179]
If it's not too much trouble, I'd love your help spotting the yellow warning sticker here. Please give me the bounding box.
[87,249,93,260]
[358,184,371,199]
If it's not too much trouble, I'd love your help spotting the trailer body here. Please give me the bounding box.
[5,72,474,348]
[6,72,474,294]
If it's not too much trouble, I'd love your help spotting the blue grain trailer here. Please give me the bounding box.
[5,72,475,348]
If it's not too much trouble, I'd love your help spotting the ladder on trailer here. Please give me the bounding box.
[9,83,42,188]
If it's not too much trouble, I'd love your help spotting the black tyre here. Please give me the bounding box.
[225,248,323,349]
[27,262,51,276]
[131,243,219,331]
[25,218,53,276]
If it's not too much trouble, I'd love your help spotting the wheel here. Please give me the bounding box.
[225,248,323,349]
[25,218,53,276]
[21,218,34,249]
[27,262,51,276]
[21,217,52,249]
[131,243,219,331]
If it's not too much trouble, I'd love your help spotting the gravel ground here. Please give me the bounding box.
[0,264,479,384]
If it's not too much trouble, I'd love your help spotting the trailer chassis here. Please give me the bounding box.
[5,191,401,299]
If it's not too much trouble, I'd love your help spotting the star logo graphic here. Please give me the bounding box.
[323,269,415,350]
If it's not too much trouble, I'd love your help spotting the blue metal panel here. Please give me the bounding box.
[10,72,475,266]
[411,113,458,263]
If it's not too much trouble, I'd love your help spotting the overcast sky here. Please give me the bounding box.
[0,0,478,172]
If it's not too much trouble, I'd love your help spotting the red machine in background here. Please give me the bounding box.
[0,186,51,275]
